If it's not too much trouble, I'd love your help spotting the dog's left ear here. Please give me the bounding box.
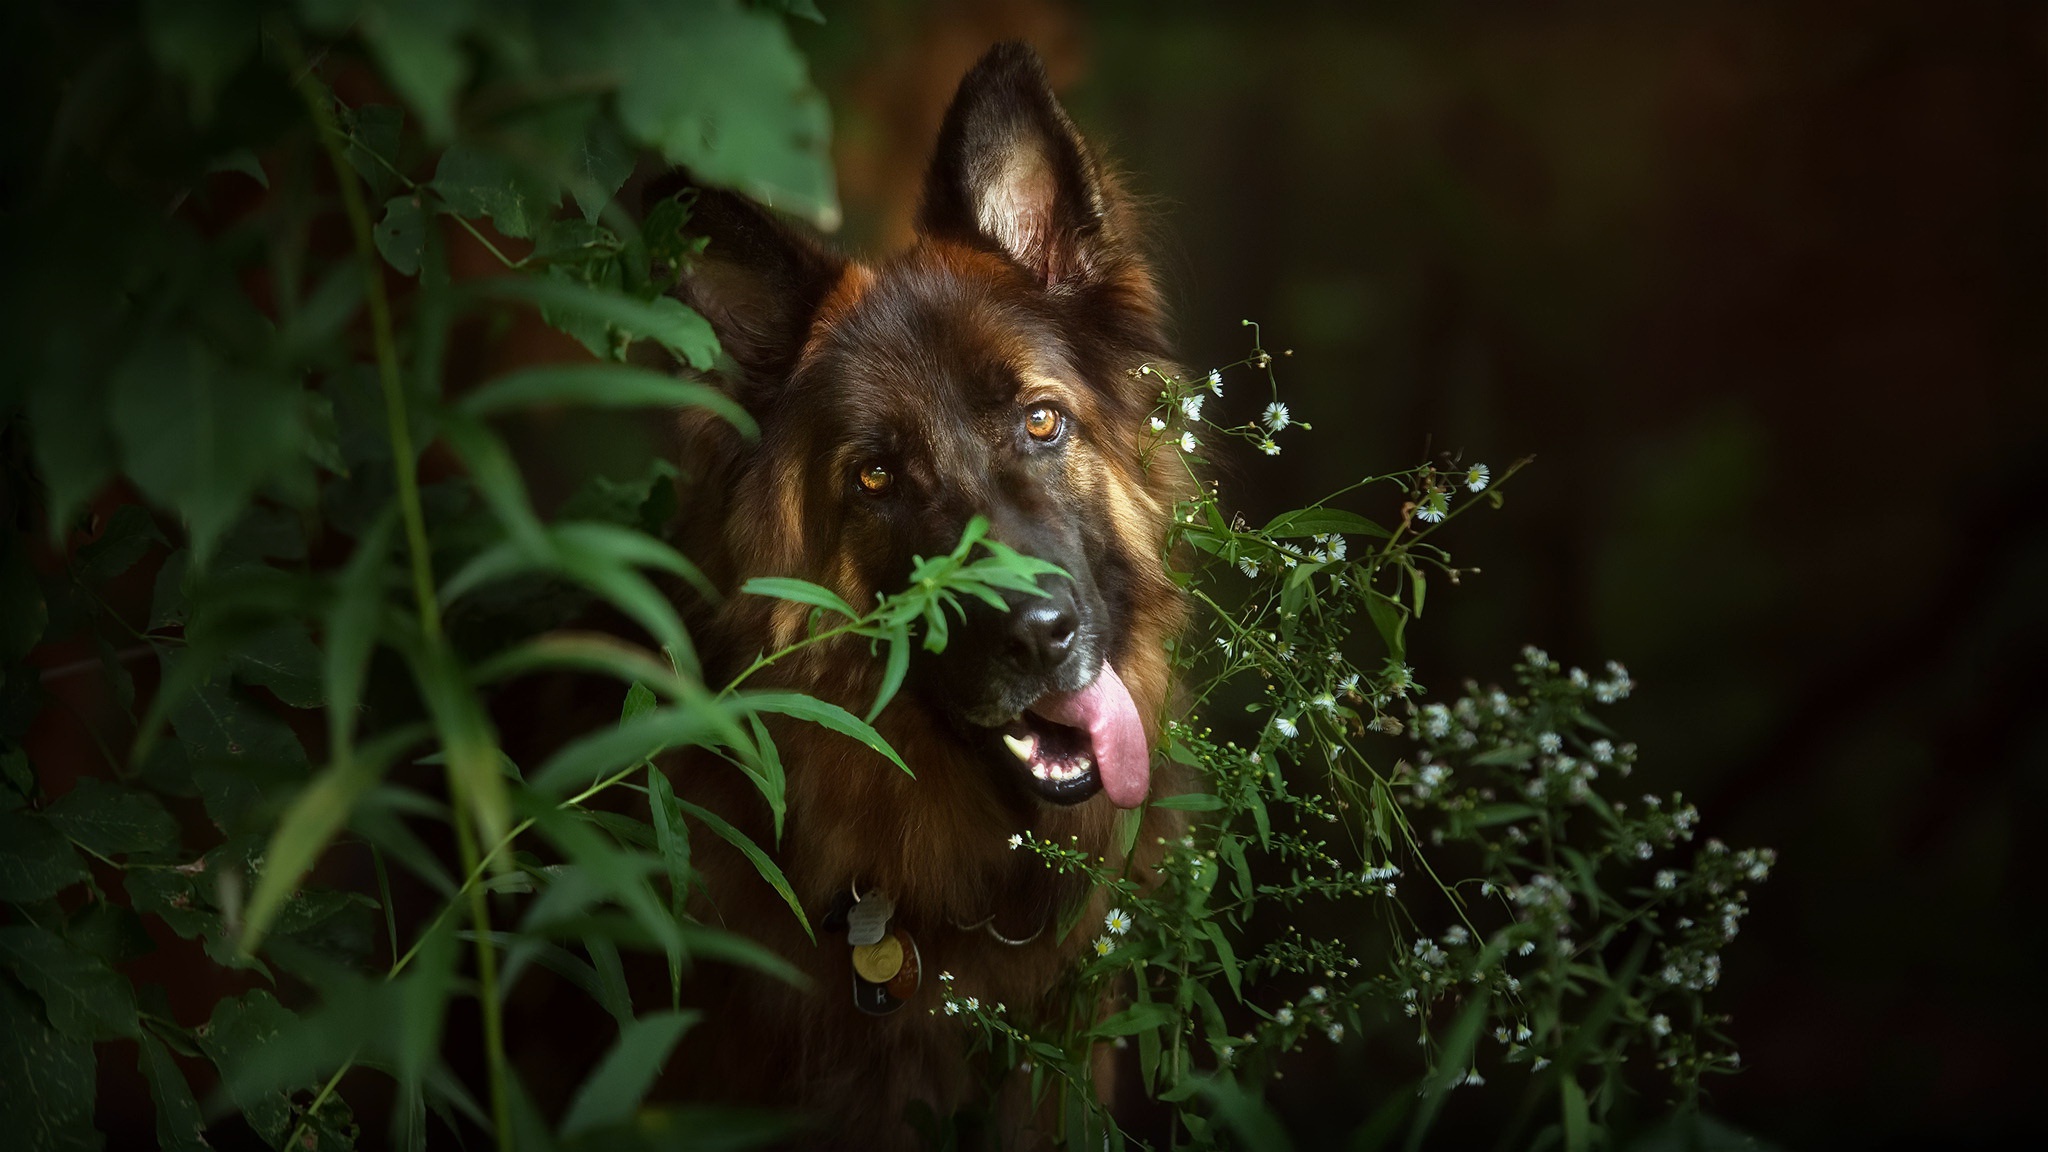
[916,42,1125,288]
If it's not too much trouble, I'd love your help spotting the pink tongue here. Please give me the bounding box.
[1028,663,1150,808]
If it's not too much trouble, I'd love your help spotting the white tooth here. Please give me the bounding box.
[1003,733,1037,763]
[1032,761,1051,781]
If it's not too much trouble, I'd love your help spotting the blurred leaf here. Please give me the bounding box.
[360,0,474,143]
[613,1,837,228]
[138,1031,208,1152]
[241,724,427,954]
[527,699,739,797]
[0,924,139,1041]
[0,812,89,902]
[74,505,164,584]
[326,512,397,760]
[571,113,635,224]
[645,765,692,1002]
[471,632,687,701]
[0,977,99,1152]
[434,141,555,239]
[407,640,511,856]
[45,778,178,857]
[560,1010,698,1137]
[375,195,428,276]
[231,621,325,708]
[474,277,721,370]
[755,0,825,23]
[1150,792,1224,812]
[521,799,680,957]
[142,0,259,119]
[395,917,457,1091]
[344,104,407,202]
[168,670,310,835]
[1405,996,1488,1152]
[459,363,754,437]
[1190,1074,1293,1152]
[109,334,307,566]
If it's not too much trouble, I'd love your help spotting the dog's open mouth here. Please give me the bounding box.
[987,662,1151,808]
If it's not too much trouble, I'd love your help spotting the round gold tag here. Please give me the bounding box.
[852,935,904,983]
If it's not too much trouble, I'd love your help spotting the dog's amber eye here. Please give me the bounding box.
[857,463,893,494]
[1024,405,1063,441]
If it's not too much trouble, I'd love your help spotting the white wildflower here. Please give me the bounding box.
[1262,402,1291,432]
[1180,431,1198,453]
[1008,833,1023,850]
[1104,908,1132,935]
[1465,463,1490,492]
[1148,415,1166,432]
[1181,394,1204,422]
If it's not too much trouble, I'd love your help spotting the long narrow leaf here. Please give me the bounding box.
[470,632,688,700]
[458,363,754,437]
[473,278,721,370]
[240,724,429,954]
[673,796,812,943]
[559,1010,698,1137]
[738,691,909,776]
[527,700,745,798]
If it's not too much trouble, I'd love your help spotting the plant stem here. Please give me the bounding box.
[287,43,442,642]
[450,797,514,1146]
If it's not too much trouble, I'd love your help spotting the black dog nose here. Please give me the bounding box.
[1009,599,1078,673]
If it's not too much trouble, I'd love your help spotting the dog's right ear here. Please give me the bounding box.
[658,181,845,391]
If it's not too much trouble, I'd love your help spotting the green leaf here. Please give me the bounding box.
[1561,1074,1591,1152]
[434,141,555,239]
[375,195,428,276]
[740,576,858,622]
[1192,1074,1294,1152]
[739,691,908,776]
[0,924,139,1041]
[326,511,397,761]
[866,635,909,723]
[613,1,838,229]
[0,976,99,1152]
[1365,590,1407,663]
[0,812,89,901]
[406,640,511,857]
[395,917,457,1091]
[240,724,427,954]
[195,991,297,1145]
[1089,999,1176,1039]
[168,670,311,835]
[470,632,687,701]
[142,0,259,120]
[74,505,165,584]
[571,112,635,224]
[1405,995,1489,1152]
[1150,791,1224,812]
[520,800,680,958]
[138,1031,208,1152]
[231,621,325,708]
[361,0,475,143]
[44,779,178,857]
[344,104,406,201]
[109,334,307,565]
[459,363,754,437]
[1203,921,1242,1000]
[672,795,811,943]
[527,700,738,797]
[474,277,722,369]
[1260,508,1391,540]
[560,1010,698,1137]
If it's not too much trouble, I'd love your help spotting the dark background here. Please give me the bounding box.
[785,1,2044,1147]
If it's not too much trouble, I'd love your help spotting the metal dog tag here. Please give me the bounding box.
[851,927,920,1016]
[846,890,894,946]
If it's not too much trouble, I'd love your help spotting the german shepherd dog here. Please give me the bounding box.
[657,43,1190,1147]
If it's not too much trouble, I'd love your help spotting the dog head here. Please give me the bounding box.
[667,43,1185,812]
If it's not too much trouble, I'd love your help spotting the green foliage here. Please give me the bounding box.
[927,335,1775,1150]
[0,6,1770,1152]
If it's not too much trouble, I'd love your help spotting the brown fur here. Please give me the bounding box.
[656,43,1193,1148]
